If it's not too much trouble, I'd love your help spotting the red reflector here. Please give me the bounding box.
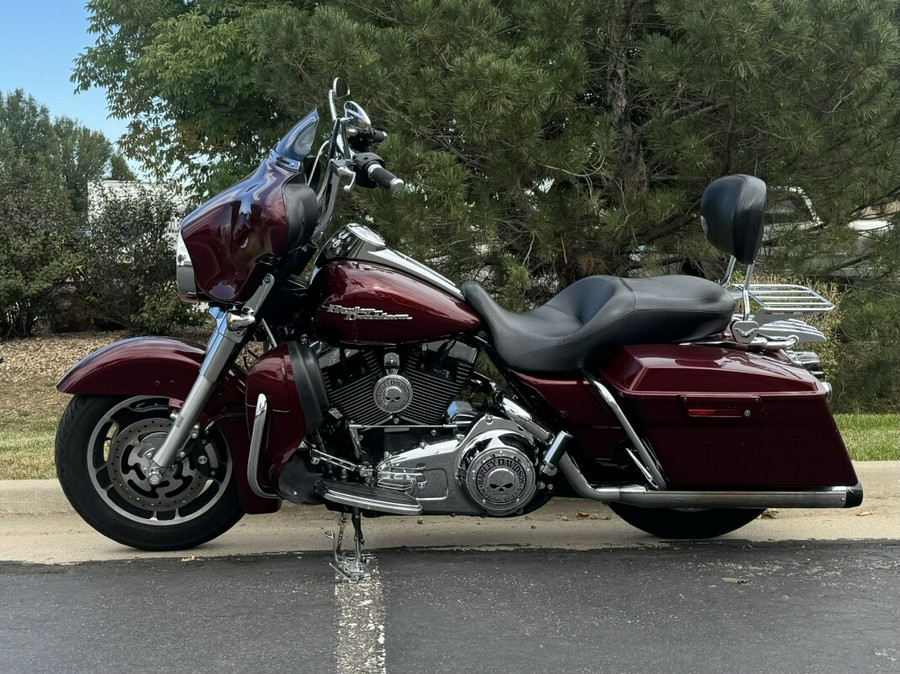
[687,407,742,418]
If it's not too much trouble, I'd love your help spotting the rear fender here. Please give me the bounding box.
[57,337,279,514]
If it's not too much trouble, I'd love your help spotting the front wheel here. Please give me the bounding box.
[608,503,764,539]
[56,394,244,551]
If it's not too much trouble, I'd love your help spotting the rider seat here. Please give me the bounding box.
[461,275,735,374]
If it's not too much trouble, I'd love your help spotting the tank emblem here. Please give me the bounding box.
[373,375,413,413]
[325,304,412,321]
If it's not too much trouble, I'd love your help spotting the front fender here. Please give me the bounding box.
[57,337,280,514]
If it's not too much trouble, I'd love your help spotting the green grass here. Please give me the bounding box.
[0,408,895,480]
[0,411,59,480]
[834,413,900,461]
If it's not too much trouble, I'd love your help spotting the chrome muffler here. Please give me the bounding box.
[559,454,863,509]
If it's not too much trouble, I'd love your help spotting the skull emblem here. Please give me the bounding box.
[384,385,403,407]
[486,467,518,495]
[373,375,412,413]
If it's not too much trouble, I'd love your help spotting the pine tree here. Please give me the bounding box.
[76,0,900,306]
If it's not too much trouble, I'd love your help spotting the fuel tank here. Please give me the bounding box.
[309,260,482,346]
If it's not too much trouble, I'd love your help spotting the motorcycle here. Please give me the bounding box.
[55,80,861,580]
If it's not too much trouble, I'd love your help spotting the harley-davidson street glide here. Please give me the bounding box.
[56,81,861,580]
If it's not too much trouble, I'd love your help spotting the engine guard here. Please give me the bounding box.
[56,336,280,514]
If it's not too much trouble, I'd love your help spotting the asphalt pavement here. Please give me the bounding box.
[1,543,898,673]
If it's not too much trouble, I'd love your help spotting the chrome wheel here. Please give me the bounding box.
[87,396,232,525]
[57,394,244,550]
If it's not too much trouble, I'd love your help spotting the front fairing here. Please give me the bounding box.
[180,110,320,304]
[181,158,297,304]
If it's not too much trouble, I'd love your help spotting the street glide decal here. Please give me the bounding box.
[325,304,413,321]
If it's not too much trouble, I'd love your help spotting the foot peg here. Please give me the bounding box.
[314,479,422,515]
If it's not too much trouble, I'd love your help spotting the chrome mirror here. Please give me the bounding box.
[343,101,372,131]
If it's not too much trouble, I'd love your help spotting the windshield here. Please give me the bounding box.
[273,109,319,163]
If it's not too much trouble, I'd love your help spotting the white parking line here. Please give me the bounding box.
[334,556,387,674]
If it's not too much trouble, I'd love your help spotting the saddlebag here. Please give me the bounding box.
[598,345,858,488]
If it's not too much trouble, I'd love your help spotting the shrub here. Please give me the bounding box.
[76,184,202,335]
[830,285,900,413]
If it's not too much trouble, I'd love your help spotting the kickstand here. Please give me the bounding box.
[325,508,368,582]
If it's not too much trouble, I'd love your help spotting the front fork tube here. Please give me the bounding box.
[147,275,274,486]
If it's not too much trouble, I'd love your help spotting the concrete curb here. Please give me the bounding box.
[1,461,897,517]
[2,462,897,565]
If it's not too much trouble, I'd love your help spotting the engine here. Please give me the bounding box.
[375,415,543,517]
[318,341,476,426]
[315,340,546,517]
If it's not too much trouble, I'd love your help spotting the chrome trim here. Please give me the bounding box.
[499,395,553,444]
[540,431,572,476]
[175,232,197,300]
[310,448,363,474]
[316,224,465,299]
[368,249,464,299]
[721,256,736,285]
[148,277,275,479]
[247,394,279,499]
[624,447,657,486]
[259,319,277,349]
[756,318,826,344]
[741,262,755,320]
[746,283,834,313]
[582,371,667,490]
[320,490,423,515]
[268,149,300,172]
[559,454,856,508]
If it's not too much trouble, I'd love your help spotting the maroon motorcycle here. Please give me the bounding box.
[56,81,860,580]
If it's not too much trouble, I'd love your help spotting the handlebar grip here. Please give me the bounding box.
[371,129,388,143]
[367,164,405,193]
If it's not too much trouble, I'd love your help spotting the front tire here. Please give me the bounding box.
[609,503,764,539]
[56,394,244,551]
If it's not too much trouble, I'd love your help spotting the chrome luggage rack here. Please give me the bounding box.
[721,255,835,348]
[741,283,833,315]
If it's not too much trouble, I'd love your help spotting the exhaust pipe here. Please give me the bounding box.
[559,454,863,509]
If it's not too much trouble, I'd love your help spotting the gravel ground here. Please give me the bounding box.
[0,332,124,479]
[0,332,123,413]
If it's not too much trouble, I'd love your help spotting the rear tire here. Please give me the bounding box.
[56,394,244,551]
[609,503,764,539]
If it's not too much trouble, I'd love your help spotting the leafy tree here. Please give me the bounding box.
[108,154,137,181]
[0,93,79,337]
[831,282,900,412]
[0,90,140,337]
[55,117,115,216]
[76,0,900,306]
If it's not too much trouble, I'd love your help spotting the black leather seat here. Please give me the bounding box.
[462,275,735,373]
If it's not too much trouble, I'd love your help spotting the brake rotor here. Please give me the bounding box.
[107,418,206,512]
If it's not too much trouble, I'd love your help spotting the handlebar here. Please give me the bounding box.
[352,152,405,193]
[310,82,404,243]
[367,163,405,193]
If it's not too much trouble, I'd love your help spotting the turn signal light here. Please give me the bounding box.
[686,407,744,418]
